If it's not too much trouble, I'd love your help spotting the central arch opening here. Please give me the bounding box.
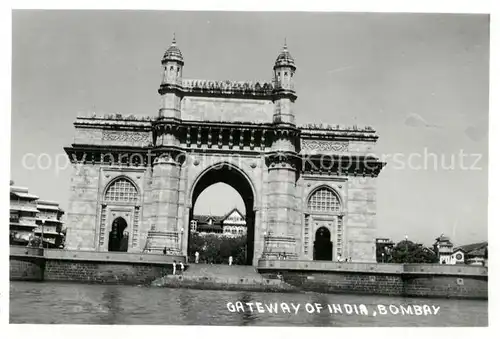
[189,164,255,265]
[313,227,332,261]
[108,217,128,252]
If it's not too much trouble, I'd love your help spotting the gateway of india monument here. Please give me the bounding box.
[64,36,385,266]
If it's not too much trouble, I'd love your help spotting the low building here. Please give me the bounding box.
[191,208,247,237]
[221,208,246,236]
[433,234,454,264]
[35,200,65,248]
[454,242,488,266]
[10,186,39,245]
[191,215,225,234]
[450,248,465,265]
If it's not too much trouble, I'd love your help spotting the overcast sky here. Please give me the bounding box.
[11,10,489,246]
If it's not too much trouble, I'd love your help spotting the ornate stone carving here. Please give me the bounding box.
[103,131,150,143]
[300,123,374,131]
[182,79,275,96]
[301,140,348,152]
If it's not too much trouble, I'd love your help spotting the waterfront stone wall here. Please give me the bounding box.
[402,275,487,299]
[9,247,184,285]
[10,247,488,299]
[257,260,488,299]
[10,247,45,281]
[44,260,171,285]
[268,270,404,296]
[43,249,183,285]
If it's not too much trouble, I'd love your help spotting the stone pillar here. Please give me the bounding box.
[66,164,100,251]
[145,153,181,254]
[346,176,378,262]
[263,153,299,260]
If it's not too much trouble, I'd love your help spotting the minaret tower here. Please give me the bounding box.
[147,34,185,254]
[158,34,184,119]
[264,41,300,261]
[272,40,297,125]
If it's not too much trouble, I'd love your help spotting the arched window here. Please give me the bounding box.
[308,187,341,213]
[104,178,138,203]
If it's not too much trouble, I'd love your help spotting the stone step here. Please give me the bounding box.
[182,263,262,280]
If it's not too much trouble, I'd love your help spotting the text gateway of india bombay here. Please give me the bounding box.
[64,37,386,266]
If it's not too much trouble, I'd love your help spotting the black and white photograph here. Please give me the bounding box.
[3,1,495,331]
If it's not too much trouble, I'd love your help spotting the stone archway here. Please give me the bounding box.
[313,227,332,261]
[108,217,129,252]
[188,163,256,265]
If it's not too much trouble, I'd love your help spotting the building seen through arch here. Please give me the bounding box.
[63,36,385,265]
[191,208,247,237]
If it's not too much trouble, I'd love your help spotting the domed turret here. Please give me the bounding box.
[273,41,296,91]
[272,40,296,125]
[160,33,184,87]
[159,33,184,119]
[274,41,296,71]
[162,34,184,65]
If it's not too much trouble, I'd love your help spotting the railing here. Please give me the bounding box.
[10,217,38,227]
[10,200,37,207]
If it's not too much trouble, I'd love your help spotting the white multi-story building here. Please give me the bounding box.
[35,200,65,248]
[433,234,454,264]
[10,183,65,248]
[10,185,39,245]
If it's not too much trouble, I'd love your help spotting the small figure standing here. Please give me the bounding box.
[172,260,177,275]
[228,255,233,266]
[163,247,167,255]
[337,255,341,262]
[349,257,352,262]
[180,261,184,274]
[195,251,199,264]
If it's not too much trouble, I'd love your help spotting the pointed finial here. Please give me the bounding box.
[172,32,177,46]
[284,37,288,51]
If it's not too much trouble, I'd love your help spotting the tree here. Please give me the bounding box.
[389,240,438,264]
[188,233,247,264]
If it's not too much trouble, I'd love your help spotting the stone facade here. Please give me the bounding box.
[64,38,385,265]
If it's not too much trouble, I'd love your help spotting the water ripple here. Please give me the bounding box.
[9,281,487,326]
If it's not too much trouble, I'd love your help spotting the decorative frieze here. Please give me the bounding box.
[103,130,150,144]
[132,206,140,248]
[98,205,107,247]
[337,216,343,258]
[301,139,348,153]
[304,214,310,255]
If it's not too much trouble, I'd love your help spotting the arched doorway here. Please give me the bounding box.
[189,163,255,265]
[313,227,332,261]
[306,185,343,261]
[108,217,129,252]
